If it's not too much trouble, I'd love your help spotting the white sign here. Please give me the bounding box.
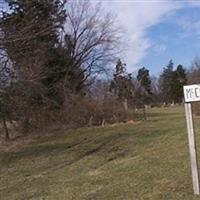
[185,103,200,195]
[184,84,200,103]
[184,84,200,194]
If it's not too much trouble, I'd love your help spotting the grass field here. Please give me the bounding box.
[1,106,200,199]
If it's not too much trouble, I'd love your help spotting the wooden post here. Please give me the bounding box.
[142,106,147,121]
[185,103,200,195]
[2,116,9,141]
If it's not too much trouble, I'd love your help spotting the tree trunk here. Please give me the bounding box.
[22,117,30,135]
[2,116,9,141]
[123,99,128,112]
[123,99,128,121]
[142,106,147,121]
[101,119,105,126]
[88,116,93,127]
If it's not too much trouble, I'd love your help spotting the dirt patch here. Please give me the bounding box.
[126,120,141,125]
[109,120,141,127]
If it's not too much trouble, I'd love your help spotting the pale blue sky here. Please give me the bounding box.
[102,0,200,75]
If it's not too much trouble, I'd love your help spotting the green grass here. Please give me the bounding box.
[1,106,200,199]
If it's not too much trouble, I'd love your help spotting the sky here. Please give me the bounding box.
[101,0,200,75]
[2,0,200,76]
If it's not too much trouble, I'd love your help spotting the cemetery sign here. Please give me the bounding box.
[184,84,200,195]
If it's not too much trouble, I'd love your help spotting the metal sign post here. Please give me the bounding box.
[184,85,200,195]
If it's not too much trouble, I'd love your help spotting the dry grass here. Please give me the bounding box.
[1,106,200,199]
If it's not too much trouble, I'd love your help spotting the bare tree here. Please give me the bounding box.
[63,0,121,89]
[187,57,200,84]
[187,57,200,116]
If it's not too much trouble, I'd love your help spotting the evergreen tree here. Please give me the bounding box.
[159,60,174,104]
[159,60,187,104]
[137,67,152,95]
[1,0,66,67]
[134,67,151,120]
[110,59,134,111]
[0,0,67,134]
[171,64,187,103]
[1,0,67,106]
[135,67,152,108]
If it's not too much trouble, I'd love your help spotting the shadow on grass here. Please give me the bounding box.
[0,133,131,191]
[0,123,173,170]
[0,132,130,167]
[0,141,80,166]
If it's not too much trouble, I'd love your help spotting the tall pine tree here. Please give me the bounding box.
[159,60,174,104]
[159,60,187,104]
[110,59,134,112]
[1,0,67,106]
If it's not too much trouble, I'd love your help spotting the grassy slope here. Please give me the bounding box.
[1,106,200,200]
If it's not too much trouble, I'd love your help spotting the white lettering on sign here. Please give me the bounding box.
[184,85,200,103]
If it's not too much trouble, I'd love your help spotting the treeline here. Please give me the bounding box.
[0,0,120,140]
[109,59,187,110]
[0,0,198,141]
